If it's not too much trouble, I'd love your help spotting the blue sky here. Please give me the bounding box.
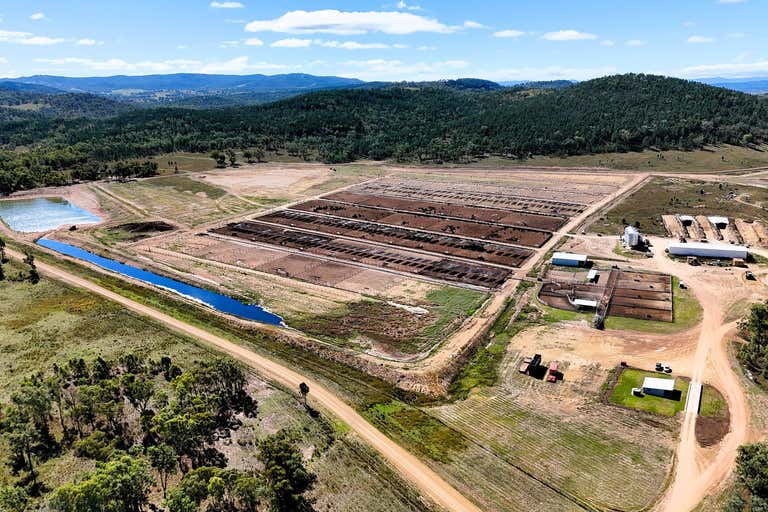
[0,0,766,81]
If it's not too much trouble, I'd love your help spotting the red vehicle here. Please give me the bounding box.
[547,361,559,382]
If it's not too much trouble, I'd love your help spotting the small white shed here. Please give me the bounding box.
[642,377,676,398]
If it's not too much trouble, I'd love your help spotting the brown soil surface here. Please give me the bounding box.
[211,221,514,288]
[253,210,537,264]
[308,194,567,230]
[289,201,552,246]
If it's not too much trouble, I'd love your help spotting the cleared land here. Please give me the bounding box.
[100,175,254,227]
[589,177,768,236]
[468,144,768,173]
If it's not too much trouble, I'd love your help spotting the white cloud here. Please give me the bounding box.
[271,38,312,48]
[33,55,289,75]
[76,38,98,46]
[463,21,485,29]
[340,59,468,81]
[244,38,263,46]
[687,35,716,43]
[35,57,203,73]
[0,57,7,64]
[396,0,423,11]
[210,1,244,8]
[0,29,66,45]
[219,40,240,48]
[727,32,747,38]
[718,0,746,3]
[681,59,768,78]
[625,39,647,46]
[418,45,437,51]
[541,30,598,41]
[320,40,394,50]
[245,10,453,35]
[493,29,525,38]
[199,56,289,74]
[177,44,188,49]
[29,12,46,21]
[600,40,615,46]
[482,65,618,82]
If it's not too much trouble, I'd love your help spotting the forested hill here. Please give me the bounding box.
[0,88,131,122]
[1,74,767,194]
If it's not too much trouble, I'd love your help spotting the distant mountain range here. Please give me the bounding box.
[1,72,767,110]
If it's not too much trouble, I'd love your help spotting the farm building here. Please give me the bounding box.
[572,298,598,310]
[642,377,676,398]
[668,242,748,260]
[679,215,695,226]
[552,252,588,267]
[708,216,729,229]
[586,269,599,283]
[623,226,641,248]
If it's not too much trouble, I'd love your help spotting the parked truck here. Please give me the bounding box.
[547,361,559,382]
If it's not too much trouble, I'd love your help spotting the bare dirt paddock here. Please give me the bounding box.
[317,192,567,231]
[290,200,554,245]
[353,179,586,216]
[210,222,512,288]
[254,210,537,265]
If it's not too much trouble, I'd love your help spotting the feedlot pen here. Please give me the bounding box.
[209,175,620,290]
[540,269,674,322]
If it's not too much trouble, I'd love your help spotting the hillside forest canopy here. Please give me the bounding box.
[1,74,768,195]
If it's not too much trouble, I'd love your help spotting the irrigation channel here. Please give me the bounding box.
[36,239,284,326]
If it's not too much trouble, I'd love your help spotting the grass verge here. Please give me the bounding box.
[609,368,689,416]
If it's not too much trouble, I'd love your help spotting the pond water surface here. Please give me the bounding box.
[37,239,284,327]
[0,197,102,233]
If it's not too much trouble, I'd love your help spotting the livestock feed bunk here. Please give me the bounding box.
[208,176,607,291]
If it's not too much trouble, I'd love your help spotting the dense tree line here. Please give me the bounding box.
[737,301,768,384]
[1,74,767,195]
[725,442,768,511]
[0,354,316,512]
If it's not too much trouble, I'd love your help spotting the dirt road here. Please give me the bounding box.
[641,238,750,512]
[6,248,480,512]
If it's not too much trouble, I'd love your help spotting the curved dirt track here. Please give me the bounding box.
[7,248,480,512]
[644,240,750,512]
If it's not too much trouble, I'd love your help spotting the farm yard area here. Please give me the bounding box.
[34,166,632,366]
[540,267,675,323]
[8,158,768,512]
[589,176,768,241]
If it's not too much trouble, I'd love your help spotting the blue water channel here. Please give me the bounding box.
[0,197,102,233]
[37,239,284,327]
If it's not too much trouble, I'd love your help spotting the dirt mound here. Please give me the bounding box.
[117,221,176,233]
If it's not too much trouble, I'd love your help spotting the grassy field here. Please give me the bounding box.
[700,385,727,417]
[290,287,487,356]
[10,239,676,512]
[467,144,768,173]
[590,177,768,236]
[101,175,254,227]
[428,389,675,511]
[0,258,438,512]
[609,369,689,416]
